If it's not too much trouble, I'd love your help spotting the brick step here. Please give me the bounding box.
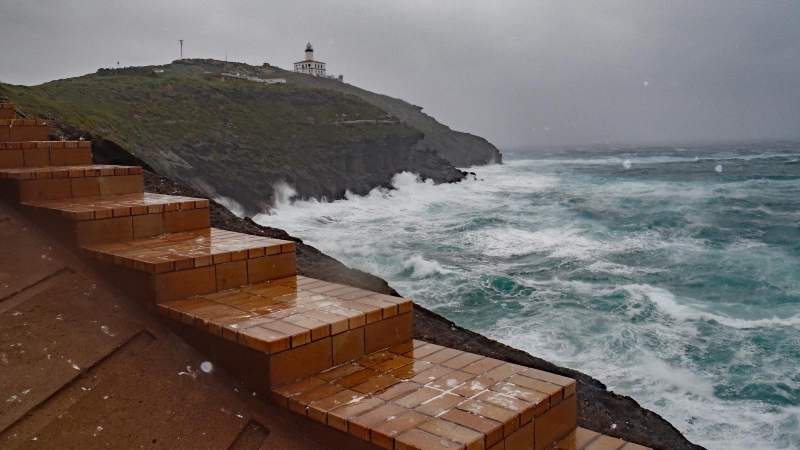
[79,228,297,304]
[0,141,92,168]
[20,192,210,245]
[271,339,578,450]
[552,428,651,450]
[158,275,413,386]
[0,164,143,203]
[0,103,14,120]
[0,119,50,142]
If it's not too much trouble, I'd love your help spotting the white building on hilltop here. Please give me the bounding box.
[293,43,326,76]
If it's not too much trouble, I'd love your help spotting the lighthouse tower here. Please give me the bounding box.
[294,43,326,76]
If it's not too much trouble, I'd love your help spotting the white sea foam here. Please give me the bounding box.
[623,284,800,329]
[214,196,246,218]
[402,255,452,278]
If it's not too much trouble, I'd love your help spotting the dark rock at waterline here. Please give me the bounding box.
[144,170,704,450]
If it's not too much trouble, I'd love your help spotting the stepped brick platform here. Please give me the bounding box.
[22,192,211,245]
[0,164,144,202]
[271,339,577,450]
[157,275,413,385]
[0,101,656,449]
[0,102,14,119]
[0,141,92,168]
[80,228,296,302]
[0,118,50,142]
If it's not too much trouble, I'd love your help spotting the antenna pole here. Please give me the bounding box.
[179,40,184,60]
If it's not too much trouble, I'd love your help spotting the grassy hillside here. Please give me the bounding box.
[0,60,465,214]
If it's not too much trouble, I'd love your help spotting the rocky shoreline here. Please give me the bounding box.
[144,170,704,450]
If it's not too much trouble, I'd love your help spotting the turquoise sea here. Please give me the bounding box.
[257,143,800,449]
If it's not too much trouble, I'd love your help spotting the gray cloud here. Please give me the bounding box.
[1,0,799,148]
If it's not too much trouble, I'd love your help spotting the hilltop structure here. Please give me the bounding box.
[294,43,326,76]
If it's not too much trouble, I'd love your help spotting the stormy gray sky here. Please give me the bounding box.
[1,1,799,148]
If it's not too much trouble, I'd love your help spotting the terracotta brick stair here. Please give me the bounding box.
[0,102,652,450]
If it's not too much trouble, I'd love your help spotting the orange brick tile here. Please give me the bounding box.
[50,148,92,166]
[421,348,464,365]
[351,374,400,395]
[263,320,311,348]
[390,360,435,380]
[348,403,408,442]
[489,382,549,417]
[375,381,423,402]
[458,400,519,437]
[303,310,350,335]
[521,368,576,398]
[288,383,345,415]
[440,408,504,447]
[482,363,526,382]
[164,208,210,233]
[23,148,49,167]
[357,351,396,368]
[506,374,563,404]
[393,386,442,409]
[283,314,330,341]
[98,174,143,196]
[317,363,364,382]
[418,418,485,450]
[18,178,72,201]
[337,289,376,301]
[371,411,429,449]
[414,392,465,416]
[396,428,464,450]
[336,368,381,389]
[132,213,164,239]
[326,396,385,433]
[451,377,497,399]
[534,394,577,450]
[271,377,327,407]
[371,355,414,373]
[441,352,485,370]
[306,389,363,424]
[462,357,506,376]
[409,365,454,385]
[153,265,216,302]
[474,391,535,425]
[269,336,333,386]
[332,328,365,365]
[505,421,534,450]
[553,428,600,450]
[365,312,413,354]
[215,260,248,291]
[355,296,399,319]
[238,325,290,354]
[247,252,297,284]
[426,370,475,392]
[75,216,134,245]
[404,343,446,359]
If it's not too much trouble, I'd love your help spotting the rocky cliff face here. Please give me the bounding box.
[0,59,477,215]
[278,70,503,167]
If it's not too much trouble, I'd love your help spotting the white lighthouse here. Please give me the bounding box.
[293,43,326,76]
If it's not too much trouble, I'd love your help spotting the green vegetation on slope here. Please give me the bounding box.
[0,59,465,214]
